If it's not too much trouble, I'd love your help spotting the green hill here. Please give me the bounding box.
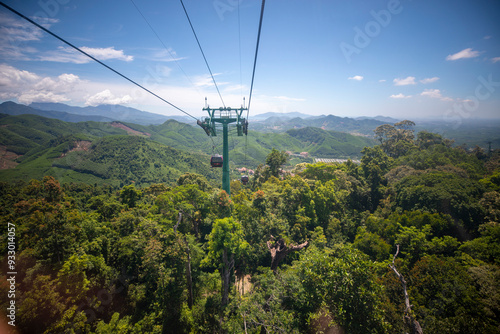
[0,114,376,186]
[141,121,375,164]
[0,115,220,186]
[286,127,376,158]
[0,134,221,187]
[0,114,127,154]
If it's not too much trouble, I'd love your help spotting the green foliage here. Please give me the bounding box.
[481,170,500,191]
[1,122,499,333]
[224,268,300,333]
[410,255,498,333]
[57,254,90,303]
[265,148,288,178]
[120,185,142,208]
[353,227,391,262]
[292,244,390,333]
[286,126,377,158]
[204,217,248,269]
[0,132,221,187]
[396,144,485,177]
[460,223,500,264]
[177,172,211,192]
[361,146,393,210]
[374,120,417,158]
[395,169,485,233]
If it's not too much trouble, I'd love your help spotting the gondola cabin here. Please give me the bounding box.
[241,175,249,185]
[210,155,223,168]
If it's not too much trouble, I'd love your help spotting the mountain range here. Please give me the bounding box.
[1,101,391,136]
[0,109,377,186]
[1,101,498,188]
[0,101,194,125]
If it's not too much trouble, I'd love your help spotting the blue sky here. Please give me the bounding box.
[0,0,499,123]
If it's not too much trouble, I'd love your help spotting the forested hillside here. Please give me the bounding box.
[1,122,499,333]
[0,114,375,186]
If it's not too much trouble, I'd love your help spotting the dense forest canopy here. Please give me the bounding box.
[1,121,500,333]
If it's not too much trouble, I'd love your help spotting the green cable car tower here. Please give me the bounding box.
[197,98,248,197]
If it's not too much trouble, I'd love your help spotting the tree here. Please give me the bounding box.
[354,227,391,262]
[156,184,210,240]
[394,170,485,233]
[293,244,389,333]
[266,148,288,179]
[410,255,497,333]
[204,217,248,306]
[416,131,448,149]
[374,120,416,158]
[120,184,142,208]
[177,173,211,192]
[18,275,66,333]
[223,268,300,333]
[361,146,393,210]
[299,162,341,183]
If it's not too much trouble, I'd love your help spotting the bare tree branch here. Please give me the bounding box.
[267,238,308,272]
[389,245,423,334]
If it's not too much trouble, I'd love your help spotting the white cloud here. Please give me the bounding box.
[17,91,69,104]
[34,73,82,92]
[420,89,453,101]
[85,89,132,106]
[348,75,363,81]
[420,77,439,84]
[390,93,411,99]
[393,76,416,86]
[39,46,134,63]
[0,64,40,87]
[223,84,247,93]
[0,12,46,42]
[0,64,88,104]
[81,46,133,62]
[149,48,187,62]
[492,57,500,63]
[379,79,386,83]
[193,73,228,87]
[38,47,89,64]
[446,48,480,61]
[32,16,59,29]
[420,89,443,99]
[0,13,60,60]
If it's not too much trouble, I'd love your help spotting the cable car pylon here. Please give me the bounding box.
[198,97,248,196]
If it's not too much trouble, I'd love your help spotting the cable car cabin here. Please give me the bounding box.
[241,175,249,185]
[210,155,223,168]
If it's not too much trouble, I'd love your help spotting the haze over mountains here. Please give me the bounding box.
[1,101,499,149]
[1,101,391,135]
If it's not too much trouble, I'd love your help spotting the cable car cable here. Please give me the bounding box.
[179,0,226,108]
[244,0,266,173]
[0,1,198,121]
[247,0,266,116]
[129,0,202,97]
[237,0,243,100]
